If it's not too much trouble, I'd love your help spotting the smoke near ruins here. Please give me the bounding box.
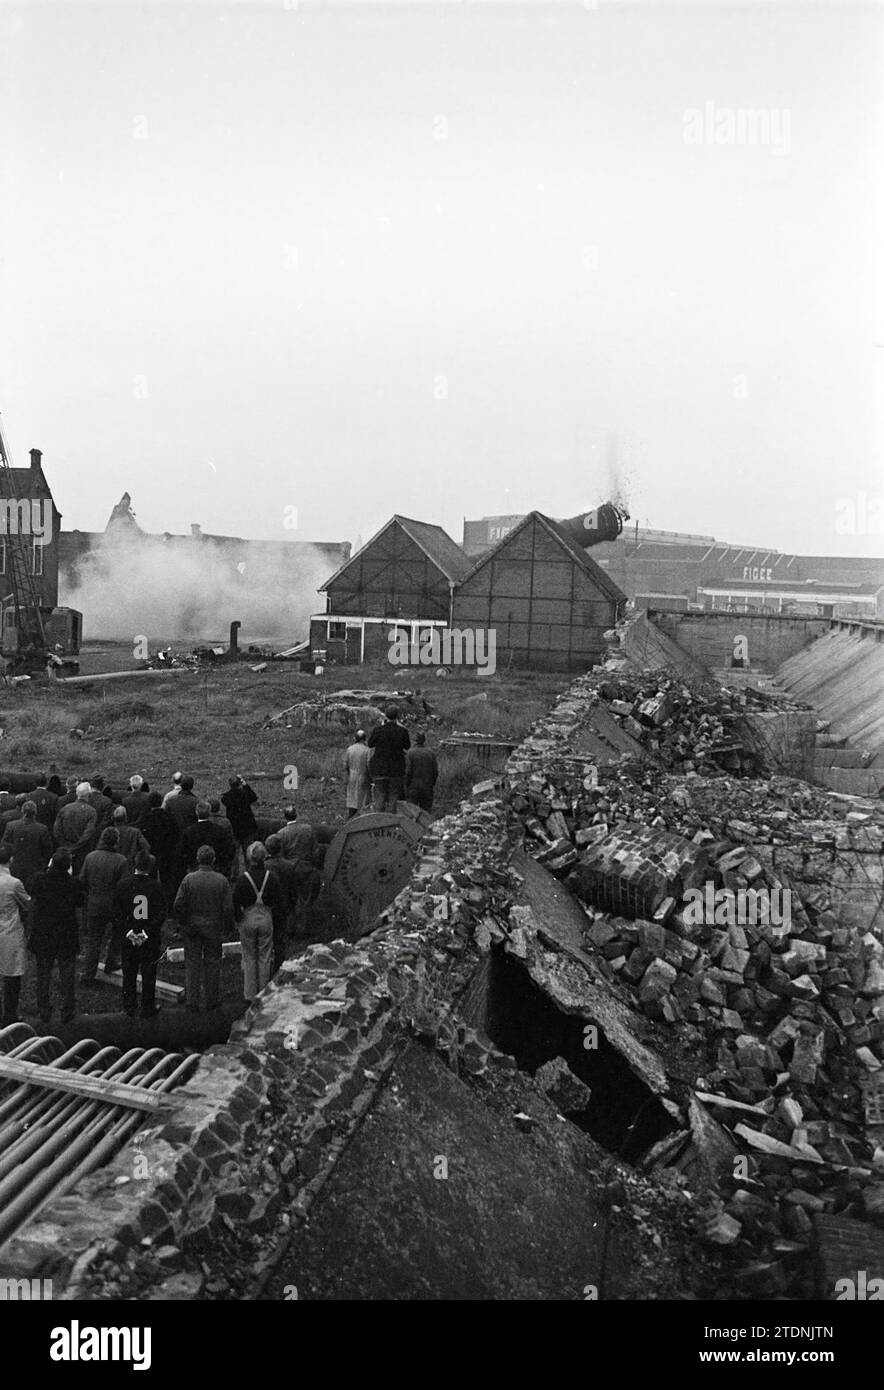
[58,511,339,644]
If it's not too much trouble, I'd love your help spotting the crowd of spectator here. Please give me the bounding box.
[0,770,321,1026]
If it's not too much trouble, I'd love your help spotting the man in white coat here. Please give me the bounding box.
[342,729,372,817]
[0,843,31,1026]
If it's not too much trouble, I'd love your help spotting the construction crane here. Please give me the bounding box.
[0,413,52,672]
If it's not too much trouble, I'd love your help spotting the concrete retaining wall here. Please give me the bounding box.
[652,611,829,673]
[778,622,884,763]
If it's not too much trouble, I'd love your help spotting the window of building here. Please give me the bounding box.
[32,541,43,576]
[0,541,5,576]
[328,620,347,641]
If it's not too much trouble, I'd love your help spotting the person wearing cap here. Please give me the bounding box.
[2,800,53,892]
[342,729,372,817]
[114,850,166,1018]
[173,844,234,1011]
[79,827,129,982]
[122,774,151,827]
[54,783,99,875]
[29,848,85,1023]
[367,704,411,812]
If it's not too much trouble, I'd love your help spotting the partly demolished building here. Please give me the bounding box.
[57,493,351,641]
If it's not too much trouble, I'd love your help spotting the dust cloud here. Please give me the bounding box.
[59,518,340,646]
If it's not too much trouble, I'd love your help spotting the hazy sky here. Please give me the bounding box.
[1,0,882,556]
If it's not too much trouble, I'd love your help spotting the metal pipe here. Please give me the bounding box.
[0,1025,200,1249]
[0,1052,197,1242]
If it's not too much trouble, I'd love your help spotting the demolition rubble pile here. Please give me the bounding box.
[508,673,884,1296]
[262,689,434,731]
[590,670,808,776]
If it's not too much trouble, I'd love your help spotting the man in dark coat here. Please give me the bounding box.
[2,801,54,891]
[178,802,237,879]
[79,827,128,981]
[277,806,315,863]
[0,794,26,835]
[54,777,79,811]
[29,777,58,831]
[404,731,440,812]
[53,784,97,875]
[174,845,234,1011]
[139,792,179,904]
[264,834,301,968]
[28,849,85,1023]
[122,774,151,826]
[111,805,152,867]
[221,776,259,849]
[167,774,199,837]
[115,850,166,1018]
[86,775,116,840]
[368,704,411,811]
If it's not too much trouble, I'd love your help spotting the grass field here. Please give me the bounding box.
[0,658,566,822]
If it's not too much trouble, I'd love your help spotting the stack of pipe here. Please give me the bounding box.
[0,1022,198,1249]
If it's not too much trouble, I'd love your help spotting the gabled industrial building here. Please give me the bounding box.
[310,515,471,664]
[453,511,627,671]
[311,509,627,672]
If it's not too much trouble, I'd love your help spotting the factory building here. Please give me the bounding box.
[464,515,884,618]
[310,515,470,664]
[311,510,626,672]
[453,511,626,671]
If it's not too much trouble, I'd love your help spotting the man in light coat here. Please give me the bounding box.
[342,729,372,817]
[0,844,30,1026]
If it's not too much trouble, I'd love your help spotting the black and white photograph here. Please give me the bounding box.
[0,0,882,1357]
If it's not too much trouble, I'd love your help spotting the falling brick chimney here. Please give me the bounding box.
[29,448,42,473]
[190,523,202,538]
